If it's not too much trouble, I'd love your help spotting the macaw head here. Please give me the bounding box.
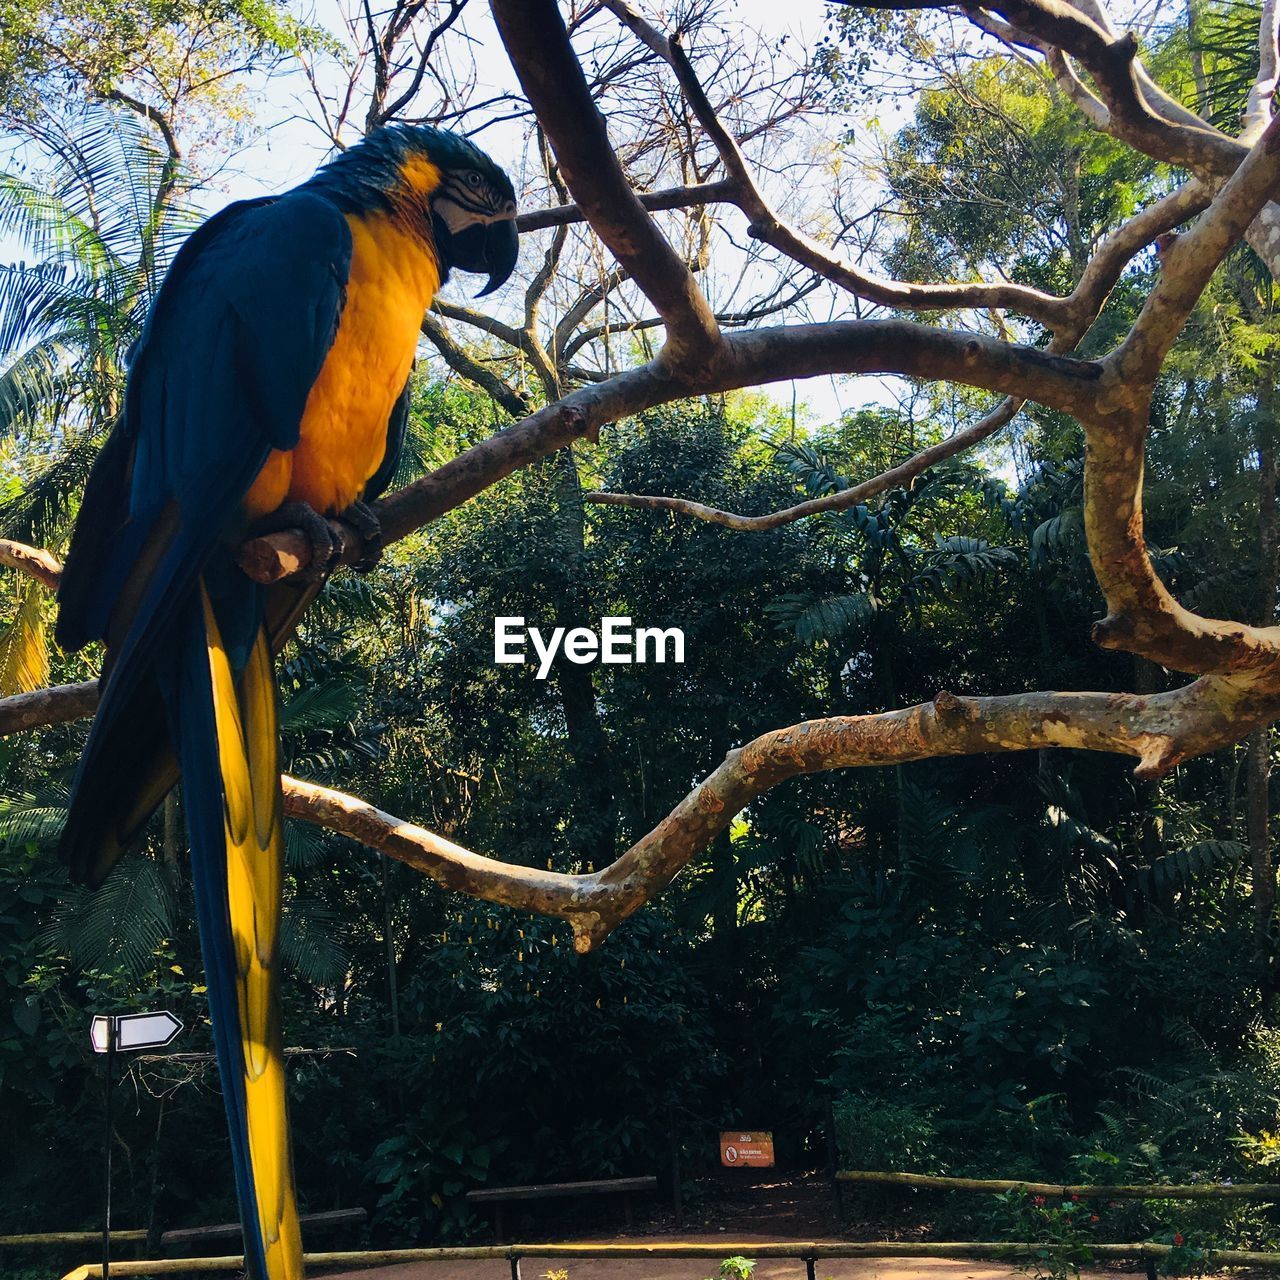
[309,124,519,296]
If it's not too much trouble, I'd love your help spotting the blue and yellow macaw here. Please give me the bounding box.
[54,126,518,1280]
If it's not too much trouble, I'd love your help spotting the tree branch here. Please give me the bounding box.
[375,0,468,126]
[7,674,1269,952]
[491,0,722,374]
[516,180,736,233]
[606,0,1205,337]
[582,183,1205,533]
[1112,117,1280,385]
[0,679,99,735]
[419,313,530,417]
[586,395,1025,530]
[1080,117,1280,676]
[842,0,1248,176]
[0,538,64,591]
[235,319,1104,582]
[1245,0,1280,139]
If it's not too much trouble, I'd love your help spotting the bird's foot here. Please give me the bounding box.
[251,502,342,583]
[338,501,384,573]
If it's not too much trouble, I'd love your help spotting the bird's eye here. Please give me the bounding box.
[464,171,483,189]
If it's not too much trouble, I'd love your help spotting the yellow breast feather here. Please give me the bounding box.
[244,212,440,521]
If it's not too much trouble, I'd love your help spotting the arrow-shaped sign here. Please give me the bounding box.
[90,1011,183,1054]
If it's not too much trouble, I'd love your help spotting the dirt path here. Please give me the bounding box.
[318,1237,1112,1280]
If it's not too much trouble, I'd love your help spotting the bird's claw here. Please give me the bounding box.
[339,501,384,573]
[252,502,342,584]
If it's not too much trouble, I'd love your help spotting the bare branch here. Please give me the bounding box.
[515,180,737,233]
[553,265,627,367]
[605,0,1204,337]
[235,319,1104,582]
[583,183,1206,533]
[1042,43,1111,129]
[563,277,823,367]
[586,396,1024,530]
[376,0,468,126]
[491,0,722,374]
[14,675,1268,953]
[419,313,530,417]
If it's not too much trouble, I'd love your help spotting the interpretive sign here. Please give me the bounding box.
[719,1131,774,1167]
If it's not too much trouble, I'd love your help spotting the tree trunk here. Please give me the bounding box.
[162,793,180,870]
[1250,375,1279,976]
[1249,727,1275,950]
[381,854,400,1039]
[550,448,619,865]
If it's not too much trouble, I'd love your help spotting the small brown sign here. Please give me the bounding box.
[719,1131,774,1168]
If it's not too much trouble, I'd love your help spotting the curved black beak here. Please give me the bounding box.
[446,218,520,297]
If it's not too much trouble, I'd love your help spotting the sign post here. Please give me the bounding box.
[90,1012,183,1280]
[102,1027,114,1280]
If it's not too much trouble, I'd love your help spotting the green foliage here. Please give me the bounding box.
[995,1190,1098,1280]
[1138,840,1248,900]
[833,1098,941,1175]
[44,854,177,978]
[0,0,326,128]
[704,1257,756,1280]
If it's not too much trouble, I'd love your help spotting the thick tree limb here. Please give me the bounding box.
[13,670,1266,952]
[491,0,722,375]
[1076,118,1280,678]
[1246,0,1280,139]
[0,679,99,734]
[0,538,64,591]
[282,677,1277,950]
[235,320,1103,581]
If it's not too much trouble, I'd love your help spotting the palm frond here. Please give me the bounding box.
[0,432,102,545]
[44,855,177,977]
[773,438,850,496]
[280,897,349,987]
[764,591,875,644]
[280,677,367,733]
[0,779,69,848]
[1138,839,1248,899]
[0,339,72,435]
[0,576,51,695]
[284,818,330,870]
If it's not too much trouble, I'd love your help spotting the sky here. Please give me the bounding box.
[177,0,920,426]
[2,0,923,428]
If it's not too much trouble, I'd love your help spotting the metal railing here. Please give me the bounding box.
[52,1238,1280,1280]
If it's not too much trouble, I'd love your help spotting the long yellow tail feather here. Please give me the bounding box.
[201,586,303,1280]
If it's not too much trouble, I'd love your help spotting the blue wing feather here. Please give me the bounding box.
[59,190,351,883]
[59,188,354,1280]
